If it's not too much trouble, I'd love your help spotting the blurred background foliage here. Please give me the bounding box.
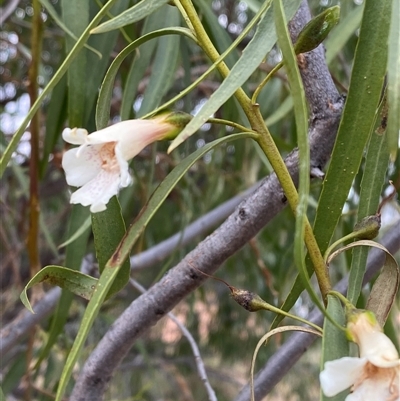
[0,0,399,400]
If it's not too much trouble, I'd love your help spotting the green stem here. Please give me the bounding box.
[252,61,283,104]
[207,118,255,133]
[253,298,323,333]
[144,0,272,120]
[328,290,354,311]
[324,231,359,262]
[173,0,195,32]
[178,0,331,300]
[256,129,331,299]
[178,0,253,114]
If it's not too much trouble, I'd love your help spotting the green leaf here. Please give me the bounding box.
[39,75,67,178]
[347,112,389,304]
[96,27,196,129]
[35,204,91,369]
[365,244,399,326]
[387,0,400,161]
[91,0,170,34]
[0,0,120,177]
[120,12,164,120]
[320,295,349,401]
[138,8,181,116]
[39,0,102,58]
[91,197,130,297]
[314,0,391,254]
[58,215,92,248]
[20,265,98,313]
[327,240,399,326]
[82,0,131,125]
[274,0,323,311]
[272,0,392,329]
[54,132,258,401]
[62,0,89,127]
[325,4,364,65]
[194,0,239,68]
[168,0,301,152]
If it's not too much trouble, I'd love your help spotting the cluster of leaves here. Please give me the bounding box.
[0,0,399,400]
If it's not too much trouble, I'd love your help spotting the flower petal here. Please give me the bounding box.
[320,357,367,397]
[361,331,400,368]
[114,143,131,187]
[88,119,172,160]
[62,146,103,187]
[62,128,89,145]
[69,169,121,213]
[345,367,400,401]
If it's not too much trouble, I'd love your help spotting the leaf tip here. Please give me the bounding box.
[20,292,35,314]
[168,137,183,154]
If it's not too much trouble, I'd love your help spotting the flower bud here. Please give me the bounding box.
[353,214,381,240]
[294,6,340,54]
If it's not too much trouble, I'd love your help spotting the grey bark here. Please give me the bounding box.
[0,184,259,357]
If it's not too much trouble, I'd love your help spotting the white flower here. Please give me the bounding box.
[62,114,188,213]
[320,311,400,401]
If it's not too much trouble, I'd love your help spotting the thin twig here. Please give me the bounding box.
[129,278,218,401]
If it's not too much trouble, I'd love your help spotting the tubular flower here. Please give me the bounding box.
[320,310,400,401]
[62,113,190,213]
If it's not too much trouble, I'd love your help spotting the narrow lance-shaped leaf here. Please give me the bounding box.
[138,8,181,116]
[91,0,170,34]
[96,27,196,129]
[347,108,389,304]
[321,295,349,401]
[91,197,130,298]
[121,10,169,120]
[387,0,400,161]
[82,0,131,125]
[313,0,391,253]
[0,0,120,177]
[327,240,399,327]
[62,0,88,127]
[54,131,258,401]
[168,0,301,152]
[20,265,98,313]
[273,0,393,329]
[34,204,91,368]
[39,0,102,58]
[274,0,328,312]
